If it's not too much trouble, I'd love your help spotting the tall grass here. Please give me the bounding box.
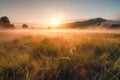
[0,32,120,80]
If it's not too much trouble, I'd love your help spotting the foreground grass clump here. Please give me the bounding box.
[0,55,30,80]
[0,32,120,80]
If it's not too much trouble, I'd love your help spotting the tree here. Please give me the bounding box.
[0,16,15,28]
[0,16,10,24]
[111,24,120,28]
[10,24,15,28]
[22,24,29,28]
[48,26,52,29]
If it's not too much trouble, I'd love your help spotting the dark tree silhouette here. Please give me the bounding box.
[22,24,29,28]
[0,16,10,24]
[0,16,15,28]
[10,24,15,28]
[111,24,120,28]
[48,26,52,29]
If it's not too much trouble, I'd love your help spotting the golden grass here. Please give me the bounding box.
[0,30,120,80]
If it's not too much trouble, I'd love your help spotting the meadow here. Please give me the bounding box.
[0,29,120,80]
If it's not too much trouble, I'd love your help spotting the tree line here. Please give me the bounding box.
[0,16,29,29]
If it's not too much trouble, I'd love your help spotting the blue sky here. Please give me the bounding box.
[0,0,120,25]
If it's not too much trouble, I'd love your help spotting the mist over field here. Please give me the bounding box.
[0,29,120,41]
[0,29,120,34]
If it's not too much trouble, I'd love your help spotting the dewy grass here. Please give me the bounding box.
[0,32,120,80]
[0,55,28,80]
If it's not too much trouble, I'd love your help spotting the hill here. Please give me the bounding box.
[59,18,120,29]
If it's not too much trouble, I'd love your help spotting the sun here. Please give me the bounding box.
[52,18,60,27]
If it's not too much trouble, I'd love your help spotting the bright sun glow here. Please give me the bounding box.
[52,18,60,27]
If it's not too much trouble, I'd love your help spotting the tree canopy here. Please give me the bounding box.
[0,16,15,28]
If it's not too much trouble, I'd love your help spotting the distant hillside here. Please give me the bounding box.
[59,18,120,29]
[59,18,106,28]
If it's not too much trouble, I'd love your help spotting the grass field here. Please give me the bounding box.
[0,29,120,80]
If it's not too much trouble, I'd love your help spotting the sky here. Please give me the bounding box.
[0,0,120,26]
